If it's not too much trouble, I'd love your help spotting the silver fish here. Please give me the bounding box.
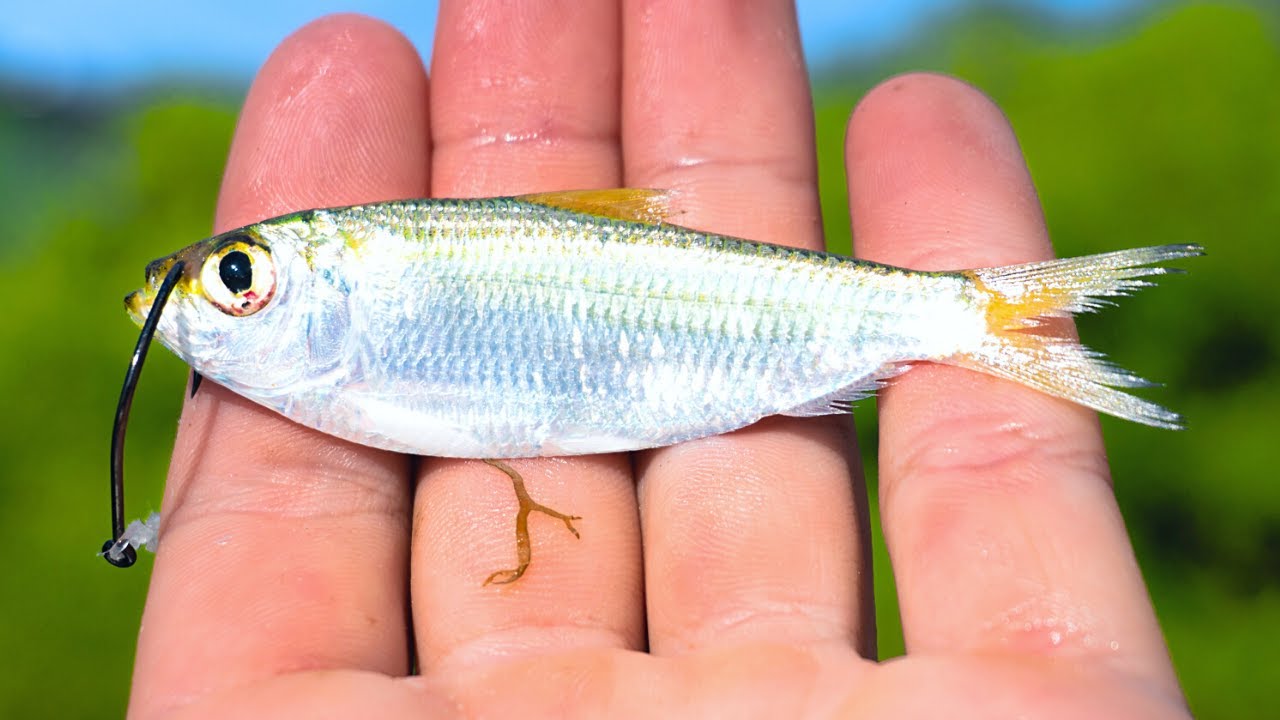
[107,189,1200,579]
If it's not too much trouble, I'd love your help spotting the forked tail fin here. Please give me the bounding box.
[953,244,1204,429]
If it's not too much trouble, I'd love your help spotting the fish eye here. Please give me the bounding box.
[219,251,253,293]
[200,236,276,316]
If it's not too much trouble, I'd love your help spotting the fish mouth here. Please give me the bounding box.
[124,289,153,327]
[125,256,181,327]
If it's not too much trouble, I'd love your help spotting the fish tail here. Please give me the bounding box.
[951,244,1204,429]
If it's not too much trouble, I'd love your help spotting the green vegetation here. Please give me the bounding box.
[1,3,1275,717]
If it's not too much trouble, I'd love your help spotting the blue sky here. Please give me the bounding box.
[1,0,1138,91]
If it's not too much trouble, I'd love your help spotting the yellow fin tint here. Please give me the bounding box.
[967,272,1075,331]
[517,188,674,225]
[949,244,1203,429]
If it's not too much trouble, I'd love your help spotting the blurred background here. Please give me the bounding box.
[1,1,1276,716]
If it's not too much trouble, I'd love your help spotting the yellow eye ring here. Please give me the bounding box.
[200,237,276,316]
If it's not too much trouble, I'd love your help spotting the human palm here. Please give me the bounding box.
[127,4,1188,718]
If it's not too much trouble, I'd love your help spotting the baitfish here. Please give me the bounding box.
[102,189,1201,580]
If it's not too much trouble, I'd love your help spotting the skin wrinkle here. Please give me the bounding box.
[436,124,620,157]
[639,419,855,535]
[885,404,1106,489]
[872,203,1048,271]
[620,176,821,251]
[626,119,815,185]
[636,418,863,655]
[166,403,408,520]
[841,654,1185,719]
[973,512,1098,657]
[408,464,515,550]
[982,588,1116,657]
[170,480,408,522]
[431,4,619,148]
[429,625,639,674]
[431,71,618,149]
[149,516,411,678]
[884,441,1108,584]
[885,459,1134,664]
[682,603,855,651]
[631,152,817,202]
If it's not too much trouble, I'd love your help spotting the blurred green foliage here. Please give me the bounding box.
[0,3,1275,717]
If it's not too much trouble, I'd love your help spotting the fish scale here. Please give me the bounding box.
[407,204,839,448]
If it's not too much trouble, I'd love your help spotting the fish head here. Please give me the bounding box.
[127,213,343,399]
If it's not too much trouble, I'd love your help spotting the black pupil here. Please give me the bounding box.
[219,251,253,294]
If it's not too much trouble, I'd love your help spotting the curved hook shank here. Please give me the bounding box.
[103,260,186,568]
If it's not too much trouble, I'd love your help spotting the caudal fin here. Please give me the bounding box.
[953,244,1203,429]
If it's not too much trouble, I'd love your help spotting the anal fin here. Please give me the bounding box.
[779,365,910,417]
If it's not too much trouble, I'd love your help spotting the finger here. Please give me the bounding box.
[624,0,873,657]
[130,15,429,716]
[848,73,1180,693]
[412,0,645,670]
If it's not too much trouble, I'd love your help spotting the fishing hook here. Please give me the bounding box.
[102,260,186,568]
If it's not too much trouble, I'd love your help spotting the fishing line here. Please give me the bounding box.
[103,260,186,568]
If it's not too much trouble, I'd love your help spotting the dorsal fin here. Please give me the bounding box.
[517,189,674,225]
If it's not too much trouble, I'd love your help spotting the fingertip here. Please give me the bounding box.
[850,72,1008,145]
[847,72,1048,270]
[217,12,430,231]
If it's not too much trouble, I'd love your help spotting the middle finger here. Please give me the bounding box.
[624,0,872,658]
[411,0,645,670]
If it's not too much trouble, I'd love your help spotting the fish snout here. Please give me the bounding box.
[124,289,153,327]
[127,256,183,325]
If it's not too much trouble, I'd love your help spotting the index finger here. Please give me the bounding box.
[129,16,428,716]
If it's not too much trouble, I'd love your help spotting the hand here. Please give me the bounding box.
[128,4,1188,718]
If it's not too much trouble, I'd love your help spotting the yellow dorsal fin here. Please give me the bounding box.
[517,188,674,225]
